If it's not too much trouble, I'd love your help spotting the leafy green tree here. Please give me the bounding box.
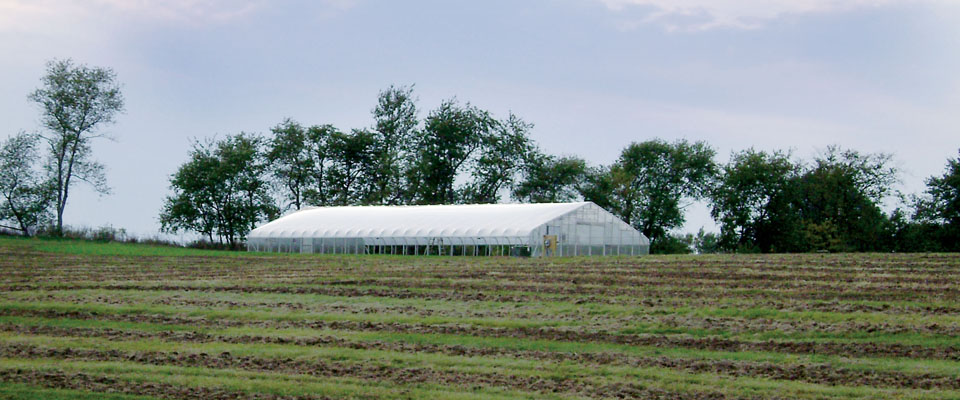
[409,100,497,204]
[301,124,337,207]
[160,133,278,248]
[799,220,847,253]
[789,147,898,252]
[512,152,588,203]
[0,132,54,236]
[915,149,960,250]
[462,113,534,204]
[693,228,721,254]
[709,146,898,253]
[650,233,694,254]
[326,129,377,205]
[265,119,314,211]
[589,139,716,245]
[886,208,942,252]
[28,59,124,235]
[160,142,219,242]
[369,85,418,205]
[578,165,619,212]
[709,149,798,252]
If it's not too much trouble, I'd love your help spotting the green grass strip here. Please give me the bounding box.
[0,358,551,400]
[0,382,159,400]
[4,299,960,349]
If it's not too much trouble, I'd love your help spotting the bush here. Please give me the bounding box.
[651,234,693,254]
[29,224,200,249]
[187,240,242,251]
[36,225,129,242]
[693,229,722,254]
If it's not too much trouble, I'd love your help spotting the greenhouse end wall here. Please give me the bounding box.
[527,202,649,257]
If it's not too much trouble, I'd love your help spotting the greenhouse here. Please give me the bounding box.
[246,201,649,256]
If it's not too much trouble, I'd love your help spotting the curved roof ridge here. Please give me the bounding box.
[249,202,592,239]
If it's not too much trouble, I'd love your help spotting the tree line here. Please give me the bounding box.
[2,60,958,253]
[156,85,960,253]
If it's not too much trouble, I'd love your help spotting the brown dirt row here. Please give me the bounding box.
[5,251,959,282]
[0,368,327,400]
[405,269,960,287]
[6,294,469,320]
[13,282,960,317]
[368,279,960,302]
[16,248,960,266]
[5,280,956,308]
[295,273,960,297]
[0,267,341,284]
[4,323,960,390]
[0,283,540,304]
[318,278,960,300]
[7,259,960,286]
[4,308,960,361]
[645,314,959,336]
[31,263,956,283]
[6,269,959,300]
[2,265,305,275]
[8,283,960,332]
[12,291,958,337]
[730,299,960,316]
[0,343,739,400]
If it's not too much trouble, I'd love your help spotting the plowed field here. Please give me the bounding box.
[1,238,959,399]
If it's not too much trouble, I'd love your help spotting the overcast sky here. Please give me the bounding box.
[1,0,958,239]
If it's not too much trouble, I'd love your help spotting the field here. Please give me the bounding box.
[1,237,960,399]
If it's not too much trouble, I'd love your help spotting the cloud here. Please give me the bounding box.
[93,0,267,24]
[597,0,909,31]
[0,0,359,32]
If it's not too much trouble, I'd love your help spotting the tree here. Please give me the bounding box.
[512,153,588,203]
[409,100,497,204]
[789,147,898,252]
[588,139,716,245]
[0,132,54,236]
[28,59,124,235]
[160,134,278,248]
[708,146,898,253]
[266,119,314,211]
[709,149,798,252]
[578,165,619,212]
[915,149,960,250]
[160,141,219,242]
[693,228,721,254]
[326,129,377,205]
[462,113,534,204]
[888,208,943,252]
[302,124,337,207]
[369,85,418,205]
[650,233,694,254]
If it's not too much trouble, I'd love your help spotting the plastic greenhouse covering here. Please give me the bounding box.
[246,202,649,256]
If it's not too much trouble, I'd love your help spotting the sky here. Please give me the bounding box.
[1,0,958,240]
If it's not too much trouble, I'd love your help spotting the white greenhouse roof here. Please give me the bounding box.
[249,202,592,239]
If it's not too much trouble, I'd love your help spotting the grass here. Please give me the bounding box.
[0,358,551,400]
[2,238,960,399]
[0,383,159,400]
[7,314,960,378]
[0,235,245,257]
[7,296,960,349]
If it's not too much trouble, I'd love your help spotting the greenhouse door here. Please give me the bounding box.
[301,240,313,254]
[543,235,557,257]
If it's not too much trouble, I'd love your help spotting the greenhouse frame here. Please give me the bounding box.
[246,202,649,257]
